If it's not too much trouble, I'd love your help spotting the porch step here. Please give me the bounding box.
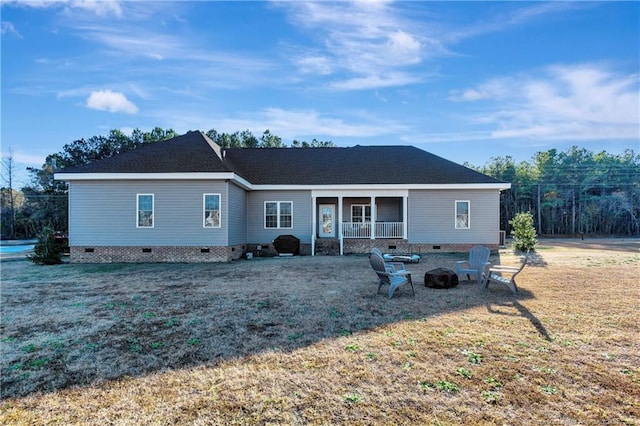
[315,238,340,256]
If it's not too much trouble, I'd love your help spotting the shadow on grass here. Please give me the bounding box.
[1,253,537,399]
[485,296,552,341]
[482,249,551,341]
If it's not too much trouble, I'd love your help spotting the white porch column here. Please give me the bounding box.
[403,196,408,239]
[311,195,316,256]
[338,195,344,255]
[370,196,376,239]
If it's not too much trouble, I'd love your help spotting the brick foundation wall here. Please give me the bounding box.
[244,243,312,257]
[70,240,496,262]
[342,239,499,254]
[70,244,246,263]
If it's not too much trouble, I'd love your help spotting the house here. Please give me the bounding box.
[55,131,511,263]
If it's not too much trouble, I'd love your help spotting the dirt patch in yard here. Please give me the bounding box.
[1,239,639,425]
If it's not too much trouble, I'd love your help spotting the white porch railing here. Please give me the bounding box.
[341,222,403,239]
[375,222,404,238]
[342,222,371,238]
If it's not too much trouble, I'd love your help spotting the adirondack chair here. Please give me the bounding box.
[455,245,491,283]
[482,251,530,294]
[371,247,406,272]
[369,250,415,299]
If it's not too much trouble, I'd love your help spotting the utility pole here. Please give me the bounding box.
[537,183,542,235]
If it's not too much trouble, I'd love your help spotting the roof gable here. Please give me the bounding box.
[60,131,230,174]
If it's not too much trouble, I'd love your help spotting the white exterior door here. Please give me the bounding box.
[319,204,335,237]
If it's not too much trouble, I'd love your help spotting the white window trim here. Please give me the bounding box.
[455,200,470,229]
[203,193,222,228]
[351,204,371,223]
[137,193,154,228]
[264,201,293,229]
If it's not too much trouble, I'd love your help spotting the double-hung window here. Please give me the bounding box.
[455,200,470,229]
[265,201,293,229]
[203,194,221,228]
[351,205,371,224]
[137,194,154,228]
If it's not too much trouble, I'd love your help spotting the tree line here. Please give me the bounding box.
[1,128,334,239]
[466,146,640,237]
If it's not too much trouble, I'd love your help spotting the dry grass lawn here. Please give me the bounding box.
[1,239,639,425]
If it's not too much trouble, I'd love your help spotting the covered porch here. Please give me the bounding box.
[311,189,408,256]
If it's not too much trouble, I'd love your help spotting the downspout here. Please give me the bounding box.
[403,196,408,239]
[339,195,343,255]
[311,195,316,256]
[370,196,376,240]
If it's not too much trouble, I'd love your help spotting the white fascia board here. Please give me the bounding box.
[54,173,510,192]
[55,172,238,180]
[313,189,409,198]
[54,172,253,190]
[257,183,511,191]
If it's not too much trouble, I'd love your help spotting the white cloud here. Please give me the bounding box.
[445,2,588,43]
[448,64,639,141]
[280,1,576,91]
[67,0,122,17]
[86,90,138,114]
[280,1,438,89]
[5,0,122,17]
[294,54,333,75]
[256,107,407,138]
[448,79,511,101]
[384,30,422,65]
[1,21,22,38]
[331,72,423,91]
[7,150,47,166]
[154,107,408,141]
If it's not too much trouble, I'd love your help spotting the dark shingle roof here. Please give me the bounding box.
[60,131,230,174]
[225,145,501,185]
[60,131,505,185]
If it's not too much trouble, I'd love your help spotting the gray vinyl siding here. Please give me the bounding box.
[227,183,247,245]
[68,180,229,246]
[376,197,402,222]
[408,189,500,244]
[247,190,312,244]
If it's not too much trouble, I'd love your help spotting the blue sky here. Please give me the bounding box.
[2,1,639,186]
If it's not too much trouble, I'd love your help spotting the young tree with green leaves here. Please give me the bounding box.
[510,212,537,252]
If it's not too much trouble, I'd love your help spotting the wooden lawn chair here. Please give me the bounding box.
[482,251,530,293]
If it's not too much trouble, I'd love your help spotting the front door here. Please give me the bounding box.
[319,204,335,237]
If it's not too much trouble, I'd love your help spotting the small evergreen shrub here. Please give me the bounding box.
[28,227,63,265]
[510,212,537,252]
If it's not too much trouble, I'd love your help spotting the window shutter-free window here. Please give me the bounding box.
[279,202,292,228]
[137,194,154,228]
[204,194,221,228]
[265,202,278,228]
[265,201,293,229]
[351,205,371,224]
[455,200,470,229]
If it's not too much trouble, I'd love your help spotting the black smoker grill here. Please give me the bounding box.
[273,235,300,255]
